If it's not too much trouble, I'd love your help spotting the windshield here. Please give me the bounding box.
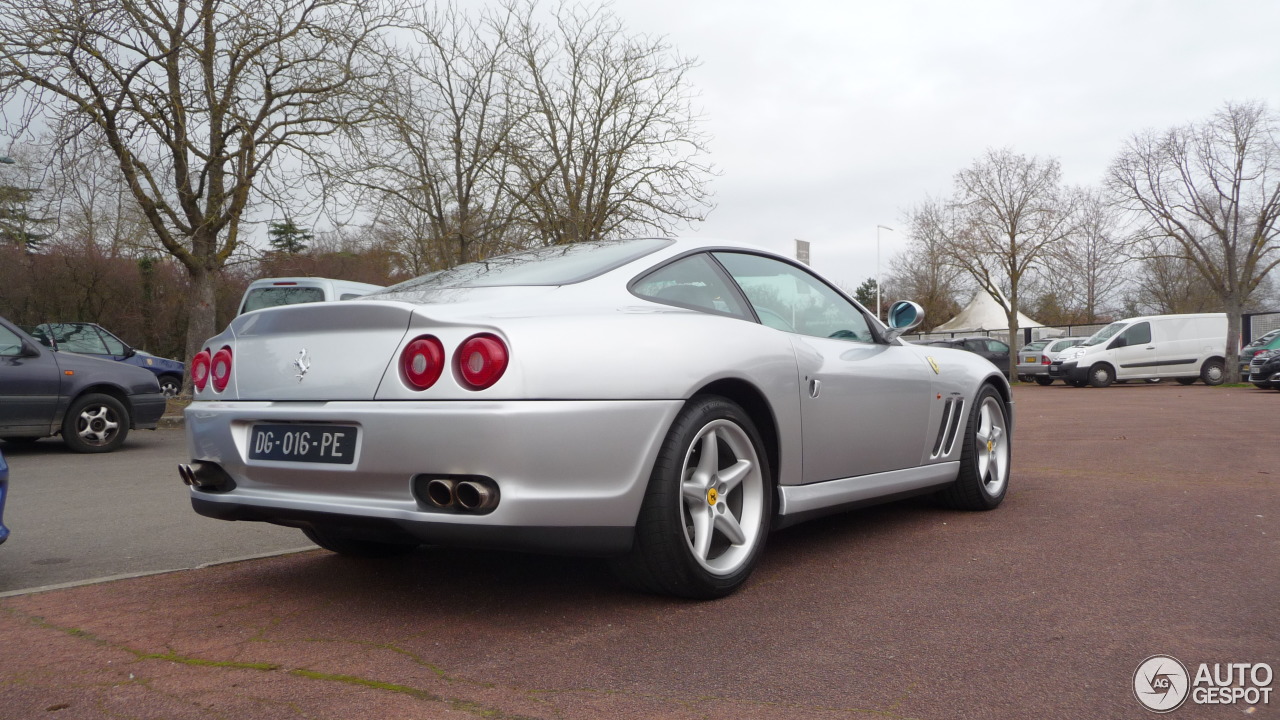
[1082,322,1126,346]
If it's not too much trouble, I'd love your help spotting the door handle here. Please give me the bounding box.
[808,378,821,398]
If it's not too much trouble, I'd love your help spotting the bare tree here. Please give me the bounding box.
[914,149,1075,375]
[888,199,966,330]
[1044,188,1129,323]
[0,0,402,373]
[504,1,713,245]
[350,3,521,270]
[1108,101,1280,382]
[1125,242,1224,315]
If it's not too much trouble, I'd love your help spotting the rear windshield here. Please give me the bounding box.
[371,238,672,297]
[241,286,326,313]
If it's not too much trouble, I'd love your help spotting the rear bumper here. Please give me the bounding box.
[184,399,683,554]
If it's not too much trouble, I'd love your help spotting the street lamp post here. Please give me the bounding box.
[876,224,893,320]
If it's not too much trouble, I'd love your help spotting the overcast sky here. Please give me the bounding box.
[606,0,1280,291]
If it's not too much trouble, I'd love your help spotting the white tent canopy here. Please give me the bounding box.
[932,290,1042,333]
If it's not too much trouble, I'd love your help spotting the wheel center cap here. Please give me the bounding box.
[987,440,994,453]
[706,487,718,506]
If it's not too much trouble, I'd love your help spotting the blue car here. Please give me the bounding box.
[0,448,9,545]
[26,322,185,396]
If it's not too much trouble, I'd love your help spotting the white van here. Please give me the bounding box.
[237,277,384,316]
[1052,313,1227,387]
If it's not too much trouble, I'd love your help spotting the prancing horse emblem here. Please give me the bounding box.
[293,349,311,382]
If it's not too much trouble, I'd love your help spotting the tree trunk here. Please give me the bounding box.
[1224,298,1244,384]
[182,265,219,394]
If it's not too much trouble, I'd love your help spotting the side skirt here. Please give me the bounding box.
[774,462,960,529]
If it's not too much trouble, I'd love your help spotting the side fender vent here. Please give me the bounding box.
[931,398,964,459]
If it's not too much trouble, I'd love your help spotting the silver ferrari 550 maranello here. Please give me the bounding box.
[182,238,1012,598]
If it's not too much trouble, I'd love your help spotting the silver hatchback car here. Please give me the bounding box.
[1017,337,1088,385]
[182,238,1014,598]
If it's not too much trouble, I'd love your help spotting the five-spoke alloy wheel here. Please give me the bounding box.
[613,396,771,599]
[938,385,1010,510]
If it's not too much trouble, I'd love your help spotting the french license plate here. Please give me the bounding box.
[1024,356,1037,363]
[249,424,358,464]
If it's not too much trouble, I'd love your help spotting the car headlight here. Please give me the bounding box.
[1064,348,1086,361]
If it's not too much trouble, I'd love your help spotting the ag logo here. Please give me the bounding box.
[1134,655,1190,713]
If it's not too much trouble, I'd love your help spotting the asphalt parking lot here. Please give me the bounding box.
[0,383,1276,719]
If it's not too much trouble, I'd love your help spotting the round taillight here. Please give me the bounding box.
[191,349,212,392]
[456,334,508,390]
[401,336,445,390]
[210,346,233,393]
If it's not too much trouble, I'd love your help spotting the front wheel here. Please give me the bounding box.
[937,385,1010,510]
[158,374,182,397]
[1088,363,1114,388]
[611,396,772,599]
[1034,376,1054,386]
[1200,359,1225,386]
[61,393,130,453]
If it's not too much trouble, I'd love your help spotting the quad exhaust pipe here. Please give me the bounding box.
[418,476,499,513]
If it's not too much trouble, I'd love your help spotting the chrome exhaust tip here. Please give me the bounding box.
[182,461,236,492]
[425,478,457,508]
[455,480,498,512]
[178,464,194,486]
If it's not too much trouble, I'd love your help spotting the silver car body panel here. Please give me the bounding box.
[186,238,1012,551]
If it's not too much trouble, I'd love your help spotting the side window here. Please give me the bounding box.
[986,339,1009,353]
[0,326,26,357]
[713,252,874,343]
[1123,322,1151,346]
[97,328,128,355]
[632,254,751,319]
[48,323,109,354]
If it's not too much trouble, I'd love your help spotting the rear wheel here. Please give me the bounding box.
[1200,359,1225,386]
[937,385,1010,510]
[1034,376,1054,386]
[611,396,771,599]
[302,526,417,558]
[61,393,130,453]
[1088,363,1114,388]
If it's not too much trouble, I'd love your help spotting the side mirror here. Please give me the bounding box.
[123,346,137,359]
[20,341,41,358]
[1109,336,1127,350]
[883,301,924,342]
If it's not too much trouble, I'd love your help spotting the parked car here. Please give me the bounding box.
[1239,329,1280,376]
[0,448,9,545]
[1247,349,1280,390]
[1054,313,1227,387]
[238,277,385,316]
[917,337,1011,377]
[1017,337,1088,385]
[182,238,1014,599]
[0,316,166,453]
[26,322,186,396]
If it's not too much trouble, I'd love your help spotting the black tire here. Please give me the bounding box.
[158,374,182,397]
[1034,376,1054,386]
[1254,383,1269,390]
[1068,379,1086,388]
[302,526,417,558]
[1200,359,1225,386]
[937,385,1010,511]
[1088,363,1114,388]
[611,396,772,599]
[61,393,130,453]
[1176,377,1197,386]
